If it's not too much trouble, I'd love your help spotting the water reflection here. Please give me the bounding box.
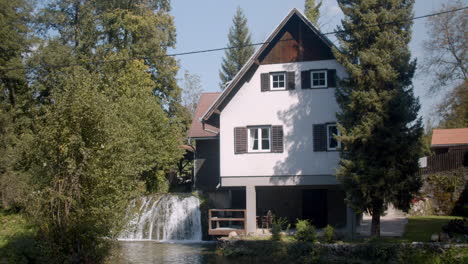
[112,241,221,264]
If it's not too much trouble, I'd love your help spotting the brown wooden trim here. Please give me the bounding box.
[201,9,337,122]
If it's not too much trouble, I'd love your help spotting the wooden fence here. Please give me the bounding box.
[419,149,468,175]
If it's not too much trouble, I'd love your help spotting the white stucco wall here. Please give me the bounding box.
[219,60,347,186]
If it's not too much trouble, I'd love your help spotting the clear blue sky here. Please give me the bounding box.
[171,0,466,122]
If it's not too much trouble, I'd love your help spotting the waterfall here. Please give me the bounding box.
[119,194,202,241]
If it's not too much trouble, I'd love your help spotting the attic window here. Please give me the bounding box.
[311,70,327,88]
[270,72,286,90]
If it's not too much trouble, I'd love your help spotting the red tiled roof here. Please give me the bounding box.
[432,128,468,146]
[188,92,221,138]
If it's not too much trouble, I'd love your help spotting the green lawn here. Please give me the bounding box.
[386,215,464,243]
[0,210,35,248]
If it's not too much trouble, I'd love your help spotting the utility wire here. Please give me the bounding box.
[0,6,466,73]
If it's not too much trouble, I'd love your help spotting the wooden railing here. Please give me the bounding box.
[419,149,467,175]
[208,209,246,236]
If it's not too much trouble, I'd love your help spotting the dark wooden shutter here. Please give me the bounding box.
[313,124,327,152]
[301,70,310,89]
[327,69,337,87]
[286,72,295,90]
[234,127,247,154]
[261,73,270,92]
[271,126,284,153]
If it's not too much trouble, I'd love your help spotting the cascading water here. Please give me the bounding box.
[119,194,202,241]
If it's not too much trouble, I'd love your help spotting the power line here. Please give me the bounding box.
[0,6,466,73]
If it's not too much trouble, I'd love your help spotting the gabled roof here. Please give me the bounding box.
[432,128,468,147]
[201,8,336,122]
[188,92,221,139]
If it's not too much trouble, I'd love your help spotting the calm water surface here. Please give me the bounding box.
[111,241,229,264]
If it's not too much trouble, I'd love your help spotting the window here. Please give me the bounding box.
[270,72,286,90]
[311,70,327,88]
[248,127,271,152]
[327,124,340,150]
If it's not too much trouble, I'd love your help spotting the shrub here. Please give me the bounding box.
[271,217,289,241]
[323,225,335,243]
[295,219,316,242]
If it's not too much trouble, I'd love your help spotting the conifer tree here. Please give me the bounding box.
[219,7,254,89]
[304,0,322,28]
[334,0,424,237]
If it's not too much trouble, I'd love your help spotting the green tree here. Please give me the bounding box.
[0,0,34,209]
[334,0,424,237]
[27,59,182,262]
[219,7,255,89]
[304,0,322,28]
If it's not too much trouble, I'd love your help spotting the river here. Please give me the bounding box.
[110,241,227,264]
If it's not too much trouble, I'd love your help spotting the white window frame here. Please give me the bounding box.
[248,126,271,152]
[311,70,327,88]
[326,124,341,151]
[270,72,286,90]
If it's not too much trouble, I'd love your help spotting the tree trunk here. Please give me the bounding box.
[370,212,381,237]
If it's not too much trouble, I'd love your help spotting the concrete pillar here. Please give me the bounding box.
[346,206,356,239]
[246,185,257,234]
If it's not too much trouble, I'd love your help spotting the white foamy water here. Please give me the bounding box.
[119,194,202,241]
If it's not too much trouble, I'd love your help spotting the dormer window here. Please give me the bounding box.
[311,70,327,88]
[270,72,286,90]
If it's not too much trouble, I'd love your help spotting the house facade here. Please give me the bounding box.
[188,9,356,234]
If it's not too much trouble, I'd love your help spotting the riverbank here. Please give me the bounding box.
[218,240,468,264]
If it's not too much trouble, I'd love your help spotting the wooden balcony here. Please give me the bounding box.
[208,209,246,236]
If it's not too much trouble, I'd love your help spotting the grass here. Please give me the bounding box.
[0,210,39,263]
[381,215,464,243]
[0,210,36,248]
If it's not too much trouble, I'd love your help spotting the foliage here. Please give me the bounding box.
[421,1,467,93]
[271,217,289,241]
[323,225,335,243]
[304,0,322,28]
[219,7,255,89]
[0,0,35,210]
[295,219,316,242]
[334,0,424,236]
[219,240,468,264]
[436,82,468,129]
[24,59,181,263]
[424,170,465,215]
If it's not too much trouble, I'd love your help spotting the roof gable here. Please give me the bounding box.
[202,8,336,122]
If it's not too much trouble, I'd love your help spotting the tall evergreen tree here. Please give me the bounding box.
[304,0,322,28]
[0,0,34,209]
[334,0,424,237]
[219,7,254,89]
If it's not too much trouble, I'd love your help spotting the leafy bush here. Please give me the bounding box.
[295,219,316,242]
[271,217,289,241]
[323,225,335,243]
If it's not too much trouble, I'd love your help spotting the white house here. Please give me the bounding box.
[188,8,356,235]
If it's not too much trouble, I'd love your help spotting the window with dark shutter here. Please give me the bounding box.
[261,73,270,92]
[271,126,284,153]
[286,72,295,90]
[301,70,311,89]
[313,124,327,152]
[327,69,337,87]
[234,127,247,154]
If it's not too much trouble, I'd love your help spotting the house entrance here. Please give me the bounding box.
[302,189,327,228]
